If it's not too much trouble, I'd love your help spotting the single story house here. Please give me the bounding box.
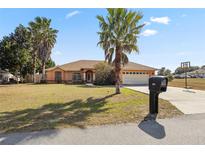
[46,60,157,85]
[188,68,205,78]
[0,69,16,84]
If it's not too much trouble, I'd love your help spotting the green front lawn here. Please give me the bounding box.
[0,84,182,133]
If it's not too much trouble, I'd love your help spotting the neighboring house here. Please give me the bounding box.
[46,60,156,85]
[174,68,205,79]
[188,68,205,78]
[0,69,16,83]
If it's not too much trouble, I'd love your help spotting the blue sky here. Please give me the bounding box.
[0,8,204,71]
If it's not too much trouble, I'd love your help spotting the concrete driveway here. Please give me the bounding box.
[126,86,205,114]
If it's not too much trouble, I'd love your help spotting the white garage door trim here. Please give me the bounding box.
[122,72,149,85]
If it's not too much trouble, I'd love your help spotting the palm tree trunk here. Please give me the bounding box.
[42,61,46,81]
[32,54,36,83]
[115,47,121,94]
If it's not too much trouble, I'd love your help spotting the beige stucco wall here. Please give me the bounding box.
[46,68,84,82]
[46,67,155,83]
[64,71,73,81]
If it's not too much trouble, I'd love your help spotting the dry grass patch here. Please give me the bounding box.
[169,78,205,90]
[0,84,182,133]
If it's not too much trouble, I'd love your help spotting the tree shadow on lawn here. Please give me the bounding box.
[0,93,116,135]
[76,85,114,88]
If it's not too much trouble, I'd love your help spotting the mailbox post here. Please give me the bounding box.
[149,76,168,115]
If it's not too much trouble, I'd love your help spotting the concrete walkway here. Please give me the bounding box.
[1,113,205,144]
[126,86,205,114]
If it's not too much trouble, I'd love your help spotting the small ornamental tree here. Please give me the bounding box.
[158,67,173,81]
[94,62,115,85]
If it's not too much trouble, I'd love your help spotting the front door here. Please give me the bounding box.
[86,71,93,83]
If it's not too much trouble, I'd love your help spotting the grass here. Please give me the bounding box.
[169,78,205,90]
[0,84,182,134]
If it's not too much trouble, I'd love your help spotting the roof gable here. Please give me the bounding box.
[122,62,157,70]
[60,60,102,71]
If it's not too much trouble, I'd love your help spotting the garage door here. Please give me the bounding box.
[122,72,149,85]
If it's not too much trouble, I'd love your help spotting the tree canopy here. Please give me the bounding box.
[0,25,31,76]
[0,18,57,79]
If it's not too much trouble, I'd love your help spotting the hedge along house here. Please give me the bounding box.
[45,60,157,85]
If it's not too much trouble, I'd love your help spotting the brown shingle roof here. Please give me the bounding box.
[46,60,156,71]
[122,62,157,70]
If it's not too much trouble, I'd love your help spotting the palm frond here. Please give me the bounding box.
[97,8,144,66]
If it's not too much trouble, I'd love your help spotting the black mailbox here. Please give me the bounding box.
[149,76,168,93]
[149,76,168,115]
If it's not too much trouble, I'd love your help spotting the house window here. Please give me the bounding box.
[55,71,62,81]
[123,72,125,74]
[72,72,81,81]
[126,72,129,74]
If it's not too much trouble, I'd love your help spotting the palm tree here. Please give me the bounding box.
[29,17,58,82]
[28,22,39,83]
[97,8,144,94]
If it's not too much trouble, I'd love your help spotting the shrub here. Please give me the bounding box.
[167,74,174,81]
[94,62,115,85]
[158,67,174,81]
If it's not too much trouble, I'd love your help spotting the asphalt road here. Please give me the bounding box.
[1,113,205,144]
[126,86,205,114]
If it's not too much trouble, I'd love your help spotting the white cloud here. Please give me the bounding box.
[66,10,80,19]
[144,21,151,26]
[53,51,62,56]
[150,16,170,25]
[141,29,158,37]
